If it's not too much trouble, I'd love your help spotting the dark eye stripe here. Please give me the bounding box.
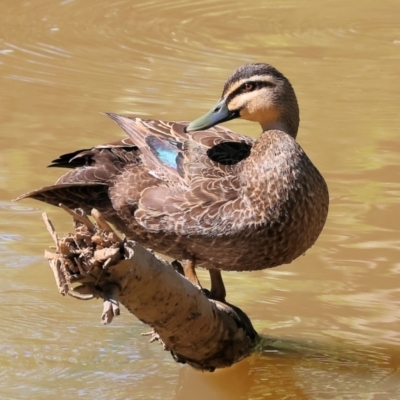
[226,80,274,104]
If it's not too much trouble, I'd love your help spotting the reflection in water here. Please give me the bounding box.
[1,0,400,398]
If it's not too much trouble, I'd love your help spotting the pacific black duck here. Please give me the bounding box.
[18,63,329,302]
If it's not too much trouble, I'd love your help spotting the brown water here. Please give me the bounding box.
[1,0,400,398]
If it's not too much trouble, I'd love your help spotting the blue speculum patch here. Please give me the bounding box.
[146,136,179,170]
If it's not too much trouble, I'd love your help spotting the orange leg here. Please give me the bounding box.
[181,255,202,288]
[209,269,226,302]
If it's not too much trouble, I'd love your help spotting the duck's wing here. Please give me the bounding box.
[17,114,254,236]
[105,114,255,235]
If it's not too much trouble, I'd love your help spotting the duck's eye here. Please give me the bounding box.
[243,82,254,92]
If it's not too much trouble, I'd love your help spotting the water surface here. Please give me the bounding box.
[1,0,400,398]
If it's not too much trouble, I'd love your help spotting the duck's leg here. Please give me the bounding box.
[209,269,226,302]
[181,254,202,289]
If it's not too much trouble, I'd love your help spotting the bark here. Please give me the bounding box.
[42,207,259,371]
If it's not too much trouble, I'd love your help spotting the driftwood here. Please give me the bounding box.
[42,207,258,371]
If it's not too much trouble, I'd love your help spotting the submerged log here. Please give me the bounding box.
[42,207,258,371]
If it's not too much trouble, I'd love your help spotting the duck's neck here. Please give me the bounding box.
[261,117,298,139]
[261,120,290,135]
[260,102,299,139]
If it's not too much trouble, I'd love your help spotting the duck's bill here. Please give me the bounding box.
[186,98,240,132]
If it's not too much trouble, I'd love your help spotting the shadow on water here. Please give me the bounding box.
[176,336,400,399]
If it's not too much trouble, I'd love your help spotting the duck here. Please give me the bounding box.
[17,63,329,302]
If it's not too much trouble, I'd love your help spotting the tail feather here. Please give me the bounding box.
[15,183,110,214]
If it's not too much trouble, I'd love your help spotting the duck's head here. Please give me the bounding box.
[186,63,299,138]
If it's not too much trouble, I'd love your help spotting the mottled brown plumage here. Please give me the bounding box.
[17,63,329,301]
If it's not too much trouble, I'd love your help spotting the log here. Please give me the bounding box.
[42,208,258,371]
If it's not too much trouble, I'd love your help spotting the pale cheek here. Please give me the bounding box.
[228,97,242,112]
[240,108,257,121]
[241,104,278,123]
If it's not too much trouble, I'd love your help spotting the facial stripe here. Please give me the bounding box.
[223,75,276,97]
[225,79,275,109]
